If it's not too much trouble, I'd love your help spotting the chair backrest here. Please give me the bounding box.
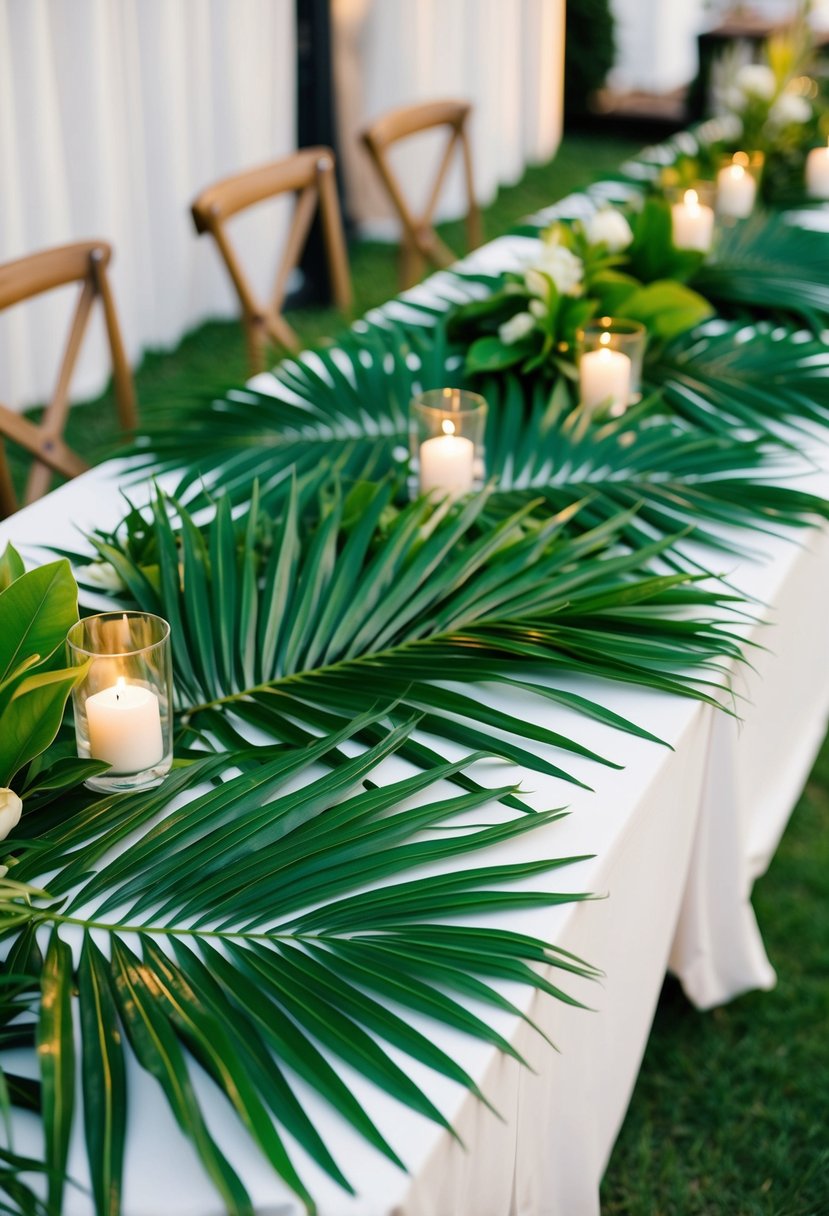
[0,239,137,517]
[360,99,482,289]
[191,146,353,374]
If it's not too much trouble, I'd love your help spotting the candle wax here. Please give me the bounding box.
[86,678,163,773]
[579,345,632,415]
[805,145,829,199]
[717,163,756,219]
[671,191,715,252]
[420,428,475,498]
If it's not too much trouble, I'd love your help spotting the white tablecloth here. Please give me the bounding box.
[3,423,828,1212]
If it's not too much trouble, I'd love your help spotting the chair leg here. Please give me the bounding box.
[0,440,17,520]
[92,249,138,431]
[399,237,424,291]
[317,161,353,314]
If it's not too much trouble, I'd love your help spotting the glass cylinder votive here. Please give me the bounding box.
[716,151,763,220]
[805,139,829,199]
[578,318,647,416]
[67,611,173,793]
[669,183,716,252]
[409,388,488,500]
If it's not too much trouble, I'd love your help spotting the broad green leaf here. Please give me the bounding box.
[0,560,78,684]
[0,542,25,592]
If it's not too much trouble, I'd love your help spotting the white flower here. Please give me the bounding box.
[535,243,584,296]
[498,311,536,346]
[529,298,547,319]
[768,91,811,126]
[735,62,776,101]
[583,208,634,252]
[0,789,22,842]
[84,561,125,593]
[524,268,551,299]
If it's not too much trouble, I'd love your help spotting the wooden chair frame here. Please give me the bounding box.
[0,240,136,517]
[361,99,482,289]
[191,147,353,374]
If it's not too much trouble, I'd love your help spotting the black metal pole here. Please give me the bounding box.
[295,0,341,306]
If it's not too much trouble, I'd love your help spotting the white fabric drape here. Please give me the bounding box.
[0,0,296,411]
[4,423,826,1213]
[332,0,565,238]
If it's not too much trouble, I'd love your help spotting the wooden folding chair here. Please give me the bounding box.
[191,147,353,375]
[360,99,482,290]
[0,240,137,517]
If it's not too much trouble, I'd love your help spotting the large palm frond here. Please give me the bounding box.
[74,482,748,799]
[477,376,829,570]
[2,723,599,1214]
[693,209,829,326]
[646,317,829,440]
[119,317,829,557]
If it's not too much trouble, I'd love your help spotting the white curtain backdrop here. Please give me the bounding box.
[0,0,295,411]
[332,0,565,239]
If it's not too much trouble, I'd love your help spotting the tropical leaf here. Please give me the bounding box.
[71,482,751,797]
[646,317,829,440]
[101,314,829,570]
[3,723,600,1211]
[693,209,829,327]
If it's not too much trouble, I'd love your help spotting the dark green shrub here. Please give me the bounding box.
[565,0,617,118]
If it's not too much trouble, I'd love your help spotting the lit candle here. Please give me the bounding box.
[419,418,475,499]
[671,188,715,252]
[717,161,757,219]
[579,332,632,416]
[85,677,163,773]
[805,139,829,198]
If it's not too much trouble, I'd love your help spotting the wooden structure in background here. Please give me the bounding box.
[0,240,136,517]
[191,148,353,374]
[361,99,482,289]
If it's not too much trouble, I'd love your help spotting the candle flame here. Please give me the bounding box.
[733,151,749,168]
[684,188,699,210]
[441,419,456,436]
[115,675,126,702]
[600,331,612,348]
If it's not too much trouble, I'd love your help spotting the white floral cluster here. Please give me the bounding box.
[498,210,633,347]
[727,61,813,129]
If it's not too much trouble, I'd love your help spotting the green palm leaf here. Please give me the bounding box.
[76,482,748,801]
[5,727,598,1211]
[646,317,829,440]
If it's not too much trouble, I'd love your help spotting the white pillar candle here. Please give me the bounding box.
[419,419,475,498]
[806,141,829,198]
[579,334,632,415]
[85,677,163,773]
[671,188,715,252]
[717,162,757,218]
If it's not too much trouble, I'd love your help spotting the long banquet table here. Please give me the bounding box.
[4,214,829,1216]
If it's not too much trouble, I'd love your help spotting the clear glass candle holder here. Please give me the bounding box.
[409,388,488,501]
[67,611,174,793]
[668,182,716,253]
[716,151,763,220]
[578,317,647,415]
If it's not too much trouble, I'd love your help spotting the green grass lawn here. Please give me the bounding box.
[8,125,829,1213]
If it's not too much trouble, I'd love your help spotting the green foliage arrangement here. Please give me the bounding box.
[0,544,91,847]
[4,110,829,1216]
[446,210,712,384]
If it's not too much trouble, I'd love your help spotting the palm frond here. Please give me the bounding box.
[694,210,829,327]
[477,375,829,569]
[71,482,750,807]
[646,317,829,440]
[111,314,829,565]
[5,724,598,1212]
